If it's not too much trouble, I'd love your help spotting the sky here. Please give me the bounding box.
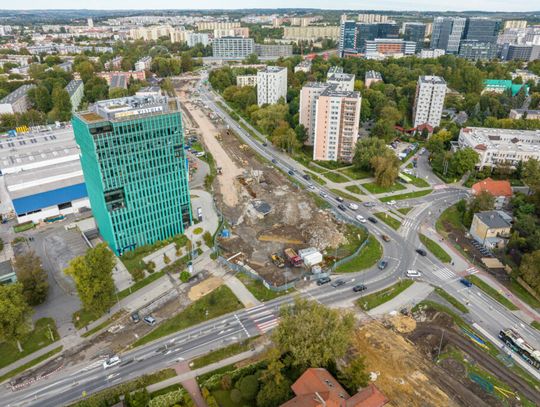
[4,1,539,12]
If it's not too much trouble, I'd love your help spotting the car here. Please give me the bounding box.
[130,312,140,323]
[406,269,422,278]
[348,203,359,210]
[387,200,396,205]
[320,191,328,198]
[317,276,331,286]
[144,316,156,326]
[381,234,391,242]
[419,147,426,155]
[363,202,376,207]
[288,170,294,176]
[416,248,427,256]
[271,159,277,164]
[262,142,268,147]
[337,204,347,211]
[308,183,315,190]
[353,284,367,292]
[302,174,310,180]
[368,217,378,224]
[335,196,344,202]
[331,279,346,288]
[103,356,121,369]
[460,278,473,288]
[356,215,366,223]
[378,260,388,270]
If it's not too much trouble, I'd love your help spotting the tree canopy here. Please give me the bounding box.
[0,284,33,350]
[14,251,49,306]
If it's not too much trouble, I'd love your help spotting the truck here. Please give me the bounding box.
[284,248,303,267]
[270,253,285,268]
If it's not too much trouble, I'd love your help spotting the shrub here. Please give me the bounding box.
[237,374,259,401]
[163,254,171,265]
[131,267,145,282]
[145,261,156,273]
[221,374,232,390]
[203,231,213,247]
[193,227,203,235]
[230,388,242,403]
[180,271,190,283]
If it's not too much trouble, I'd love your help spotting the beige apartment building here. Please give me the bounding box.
[236,74,257,87]
[196,21,240,31]
[283,26,340,41]
[214,27,250,38]
[299,82,331,145]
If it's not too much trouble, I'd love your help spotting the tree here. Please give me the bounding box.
[14,251,49,306]
[64,243,116,315]
[125,388,150,407]
[243,53,260,64]
[271,121,301,153]
[75,60,95,83]
[449,147,479,177]
[370,120,396,142]
[0,284,33,352]
[371,151,400,188]
[48,86,72,122]
[272,298,355,369]
[180,53,193,72]
[338,355,370,394]
[109,87,129,99]
[352,137,388,171]
[28,85,52,113]
[519,250,540,293]
[256,377,292,407]
[523,158,540,192]
[84,77,109,103]
[463,190,495,227]
[294,124,308,144]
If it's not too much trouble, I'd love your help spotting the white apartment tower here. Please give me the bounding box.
[257,66,287,106]
[412,75,447,129]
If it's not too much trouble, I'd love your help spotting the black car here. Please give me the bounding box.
[368,217,378,224]
[337,204,347,211]
[335,196,344,202]
[130,312,140,323]
[317,276,331,286]
[378,260,388,270]
[302,174,310,180]
[353,284,367,292]
[288,170,294,176]
[331,279,346,288]
[416,248,427,256]
[262,142,268,147]
[271,158,277,164]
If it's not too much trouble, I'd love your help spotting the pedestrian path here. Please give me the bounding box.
[244,304,279,334]
[432,267,457,282]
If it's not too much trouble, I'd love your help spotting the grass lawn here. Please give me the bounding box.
[305,170,327,185]
[309,192,331,209]
[356,280,414,310]
[373,212,402,230]
[466,275,518,311]
[133,285,243,347]
[508,279,540,309]
[0,318,59,370]
[345,185,364,194]
[362,182,406,194]
[409,175,431,188]
[330,189,363,203]
[0,346,62,383]
[419,234,452,263]
[397,207,413,215]
[190,338,258,369]
[435,203,466,236]
[81,311,125,338]
[338,167,371,180]
[322,171,349,183]
[434,287,469,313]
[335,235,382,273]
[380,189,432,202]
[235,273,292,301]
[532,321,540,331]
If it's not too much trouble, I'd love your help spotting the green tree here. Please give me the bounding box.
[28,85,52,113]
[523,158,540,192]
[519,250,540,293]
[65,243,116,315]
[109,87,129,99]
[180,53,193,72]
[243,53,260,64]
[352,137,388,171]
[449,147,479,177]
[125,388,150,407]
[371,152,400,188]
[370,120,396,142]
[256,377,292,407]
[338,355,370,394]
[14,251,49,306]
[84,76,109,103]
[75,60,95,83]
[271,121,301,153]
[48,86,72,122]
[0,283,33,352]
[463,190,495,227]
[272,297,355,369]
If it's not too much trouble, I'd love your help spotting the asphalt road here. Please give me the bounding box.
[2,75,539,406]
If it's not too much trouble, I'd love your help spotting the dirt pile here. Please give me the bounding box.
[386,314,417,333]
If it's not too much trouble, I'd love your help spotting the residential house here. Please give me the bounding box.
[469,210,512,249]
[281,367,388,407]
[471,178,512,209]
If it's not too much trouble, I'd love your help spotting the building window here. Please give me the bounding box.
[58,202,73,210]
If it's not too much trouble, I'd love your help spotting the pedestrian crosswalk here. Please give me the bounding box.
[433,267,457,281]
[245,304,280,334]
[466,266,479,275]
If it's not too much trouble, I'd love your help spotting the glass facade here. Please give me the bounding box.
[73,107,192,255]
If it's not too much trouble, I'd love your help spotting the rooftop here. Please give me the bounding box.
[472,178,512,197]
[0,84,36,104]
[365,70,382,79]
[419,75,446,85]
[459,127,540,154]
[65,79,83,97]
[261,65,287,73]
[484,79,529,96]
[475,210,512,229]
[303,81,331,89]
[320,85,359,99]
[110,74,127,89]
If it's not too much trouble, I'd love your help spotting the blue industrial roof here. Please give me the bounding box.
[12,183,88,215]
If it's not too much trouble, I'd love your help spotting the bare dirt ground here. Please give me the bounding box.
[176,79,351,286]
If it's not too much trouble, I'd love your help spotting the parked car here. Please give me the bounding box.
[356,215,366,223]
[381,234,391,242]
[368,217,378,224]
[103,356,121,369]
[144,316,156,326]
[378,260,388,270]
[353,284,367,292]
[331,279,346,288]
[337,204,347,211]
[317,276,331,286]
[416,248,427,256]
[406,269,422,278]
[348,203,359,210]
[460,278,473,288]
[130,312,140,324]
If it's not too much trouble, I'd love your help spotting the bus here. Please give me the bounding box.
[498,328,540,370]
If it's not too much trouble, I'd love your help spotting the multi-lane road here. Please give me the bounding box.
[2,74,539,406]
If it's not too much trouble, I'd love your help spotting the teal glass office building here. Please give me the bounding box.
[72,90,192,255]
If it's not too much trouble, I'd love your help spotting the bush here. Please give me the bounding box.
[193,227,203,235]
[203,231,213,248]
[145,261,156,273]
[163,254,171,265]
[230,388,242,403]
[131,267,145,282]
[237,374,259,401]
[180,271,190,283]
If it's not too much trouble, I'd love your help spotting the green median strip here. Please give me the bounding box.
[356,280,414,310]
[235,273,291,301]
[322,171,349,183]
[305,170,327,185]
[397,207,413,215]
[190,337,258,369]
[380,189,432,202]
[466,275,518,311]
[330,189,362,202]
[0,346,63,383]
[434,287,469,313]
[362,182,406,194]
[345,185,364,194]
[418,233,452,263]
[133,285,243,347]
[532,321,540,331]
[335,235,382,273]
[374,212,401,230]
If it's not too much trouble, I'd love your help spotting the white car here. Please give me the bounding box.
[387,200,396,205]
[319,191,328,198]
[348,203,359,210]
[356,215,366,223]
[406,269,422,278]
[308,183,315,190]
[103,356,121,369]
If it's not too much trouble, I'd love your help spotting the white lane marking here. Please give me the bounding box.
[234,314,251,338]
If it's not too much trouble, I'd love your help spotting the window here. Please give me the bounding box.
[58,202,72,210]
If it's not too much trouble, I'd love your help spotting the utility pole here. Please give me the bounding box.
[436,329,445,361]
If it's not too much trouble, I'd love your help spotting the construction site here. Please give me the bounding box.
[175,79,355,286]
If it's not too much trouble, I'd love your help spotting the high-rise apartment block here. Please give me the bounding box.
[257,66,287,106]
[358,14,388,23]
[72,90,192,255]
[412,76,447,129]
[326,67,355,91]
[212,37,255,59]
[299,82,332,144]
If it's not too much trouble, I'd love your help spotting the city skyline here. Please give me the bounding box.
[2,1,540,12]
